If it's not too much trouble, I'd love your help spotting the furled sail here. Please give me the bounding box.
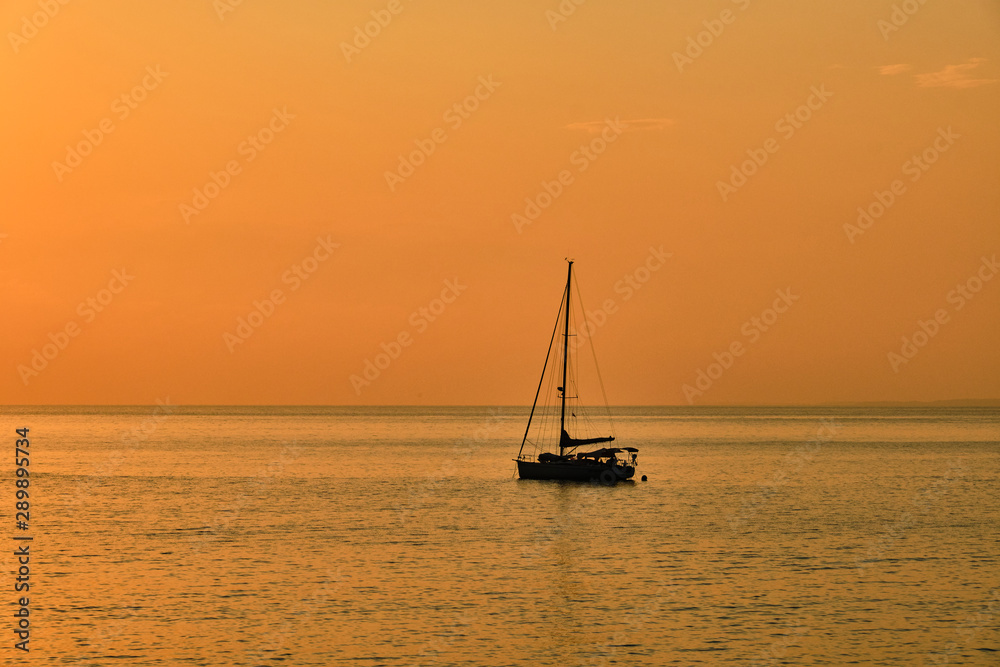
[560,429,615,450]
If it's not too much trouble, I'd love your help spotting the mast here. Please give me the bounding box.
[560,260,573,456]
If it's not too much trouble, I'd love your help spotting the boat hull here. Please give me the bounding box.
[516,459,634,483]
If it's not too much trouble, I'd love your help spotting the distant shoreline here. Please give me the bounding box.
[825,399,1000,408]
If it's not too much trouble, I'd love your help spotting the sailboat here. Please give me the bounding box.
[514,260,638,484]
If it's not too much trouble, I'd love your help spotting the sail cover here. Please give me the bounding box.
[560,429,615,450]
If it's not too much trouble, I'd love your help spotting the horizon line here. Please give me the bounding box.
[3,399,999,408]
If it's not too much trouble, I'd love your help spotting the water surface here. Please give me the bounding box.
[5,405,998,665]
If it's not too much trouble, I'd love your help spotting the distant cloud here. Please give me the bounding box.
[915,58,996,89]
[878,64,912,75]
[565,118,674,133]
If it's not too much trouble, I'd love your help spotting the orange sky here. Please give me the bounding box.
[2,0,998,405]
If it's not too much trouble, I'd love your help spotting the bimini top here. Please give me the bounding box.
[577,447,637,458]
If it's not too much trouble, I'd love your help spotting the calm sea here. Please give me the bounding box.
[3,405,998,666]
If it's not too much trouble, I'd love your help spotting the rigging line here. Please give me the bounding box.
[573,272,616,438]
[518,280,569,459]
[540,344,559,453]
[540,297,562,453]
